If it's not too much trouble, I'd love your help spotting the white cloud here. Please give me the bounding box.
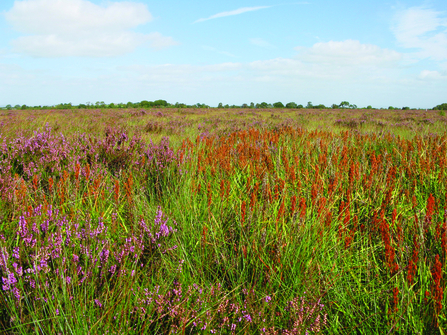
[5,0,178,57]
[194,6,271,23]
[296,40,402,66]
[419,70,447,80]
[392,7,447,60]
[250,38,275,48]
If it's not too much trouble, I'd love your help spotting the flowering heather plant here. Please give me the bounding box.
[0,206,180,333]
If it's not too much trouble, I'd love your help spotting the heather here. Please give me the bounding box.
[0,108,447,333]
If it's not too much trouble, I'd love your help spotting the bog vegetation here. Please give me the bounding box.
[0,107,447,334]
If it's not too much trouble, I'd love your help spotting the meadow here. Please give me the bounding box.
[0,107,446,334]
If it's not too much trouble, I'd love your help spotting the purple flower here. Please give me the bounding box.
[12,287,20,301]
[12,247,20,260]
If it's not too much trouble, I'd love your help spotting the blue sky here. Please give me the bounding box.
[0,0,446,108]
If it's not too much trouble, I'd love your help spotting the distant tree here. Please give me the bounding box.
[339,101,350,109]
[433,103,447,110]
[366,105,373,109]
[108,103,116,108]
[297,104,304,109]
[218,102,223,108]
[388,106,395,110]
[140,100,153,108]
[78,104,87,109]
[306,101,313,109]
[21,105,27,110]
[14,105,20,110]
[402,106,410,110]
[126,102,134,108]
[331,104,338,109]
[241,103,248,108]
[349,104,357,109]
[153,99,168,107]
[314,104,326,109]
[224,104,229,108]
[273,102,284,108]
[250,102,255,108]
[286,102,297,108]
[259,102,269,109]
[5,104,11,110]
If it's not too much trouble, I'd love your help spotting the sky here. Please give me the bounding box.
[0,0,447,108]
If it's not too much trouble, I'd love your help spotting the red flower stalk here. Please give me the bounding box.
[432,254,443,313]
[114,180,119,204]
[407,235,419,285]
[442,222,447,257]
[220,180,225,200]
[317,197,326,218]
[299,197,306,219]
[393,287,399,313]
[379,210,398,275]
[32,175,38,192]
[207,182,212,209]
[48,177,53,193]
[85,164,90,181]
[276,200,285,224]
[75,163,80,181]
[290,195,297,215]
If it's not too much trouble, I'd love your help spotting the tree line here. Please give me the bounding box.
[2,100,446,111]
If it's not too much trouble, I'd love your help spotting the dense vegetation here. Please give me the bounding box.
[0,107,447,334]
[2,100,446,111]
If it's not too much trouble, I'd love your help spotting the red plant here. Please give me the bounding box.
[407,235,419,286]
[299,198,306,219]
[85,164,90,181]
[379,210,398,276]
[207,182,212,209]
[432,254,443,314]
[48,177,53,193]
[393,287,399,313]
[114,179,120,204]
[290,195,297,216]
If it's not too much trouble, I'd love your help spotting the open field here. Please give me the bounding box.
[1,107,447,334]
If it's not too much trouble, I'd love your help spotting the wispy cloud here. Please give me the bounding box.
[194,6,271,23]
[392,6,447,61]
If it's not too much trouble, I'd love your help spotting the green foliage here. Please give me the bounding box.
[286,102,298,108]
[273,102,285,108]
[433,103,447,110]
[339,101,350,108]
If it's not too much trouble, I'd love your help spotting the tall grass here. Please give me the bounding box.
[0,108,446,333]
